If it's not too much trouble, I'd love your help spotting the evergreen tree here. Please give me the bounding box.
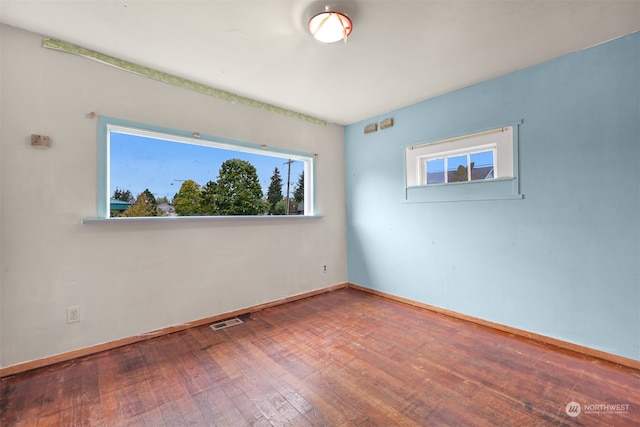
[266,167,283,215]
[173,180,202,216]
[200,180,218,216]
[215,159,264,215]
[112,187,134,202]
[293,172,304,203]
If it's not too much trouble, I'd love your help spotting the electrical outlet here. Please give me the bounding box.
[323,265,327,274]
[67,306,80,323]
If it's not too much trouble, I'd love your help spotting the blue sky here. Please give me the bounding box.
[110,132,304,201]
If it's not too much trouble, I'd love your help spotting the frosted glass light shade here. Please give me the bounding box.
[308,11,352,43]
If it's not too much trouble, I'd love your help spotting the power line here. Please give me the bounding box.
[283,159,294,215]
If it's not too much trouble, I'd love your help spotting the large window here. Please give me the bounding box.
[404,123,522,202]
[95,117,315,219]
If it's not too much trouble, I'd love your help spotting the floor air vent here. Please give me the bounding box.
[210,317,243,331]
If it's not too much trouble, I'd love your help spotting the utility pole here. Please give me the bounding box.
[283,159,294,215]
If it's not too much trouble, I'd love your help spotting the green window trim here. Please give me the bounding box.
[42,38,327,126]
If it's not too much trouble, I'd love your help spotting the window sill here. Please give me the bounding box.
[82,215,325,224]
[404,177,523,203]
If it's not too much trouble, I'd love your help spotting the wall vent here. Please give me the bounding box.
[210,318,243,331]
[364,123,378,134]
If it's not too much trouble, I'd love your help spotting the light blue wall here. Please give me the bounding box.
[345,32,640,361]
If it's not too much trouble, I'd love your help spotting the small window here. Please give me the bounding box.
[424,148,495,185]
[404,123,522,202]
[426,158,445,185]
[470,151,495,181]
[97,117,315,219]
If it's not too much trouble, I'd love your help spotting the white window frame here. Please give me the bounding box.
[420,144,497,185]
[89,116,317,221]
[403,121,523,202]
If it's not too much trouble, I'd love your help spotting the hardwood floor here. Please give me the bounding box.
[2,288,639,426]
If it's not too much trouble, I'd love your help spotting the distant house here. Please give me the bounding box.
[158,203,176,217]
[427,166,494,185]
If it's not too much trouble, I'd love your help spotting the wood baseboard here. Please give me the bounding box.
[348,283,640,371]
[4,282,637,377]
[0,283,348,378]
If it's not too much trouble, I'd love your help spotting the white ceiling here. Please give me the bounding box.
[1,1,638,125]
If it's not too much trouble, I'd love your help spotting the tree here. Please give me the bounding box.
[200,180,218,216]
[110,188,134,217]
[121,190,160,217]
[449,165,468,183]
[215,159,264,215]
[112,187,134,202]
[273,199,287,215]
[140,188,159,216]
[293,172,304,203]
[173,179,202,216]
[266,167,283,215]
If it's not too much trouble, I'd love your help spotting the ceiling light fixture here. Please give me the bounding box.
[308,8,352,43]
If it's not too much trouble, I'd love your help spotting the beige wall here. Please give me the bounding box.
[0,25,347,367]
